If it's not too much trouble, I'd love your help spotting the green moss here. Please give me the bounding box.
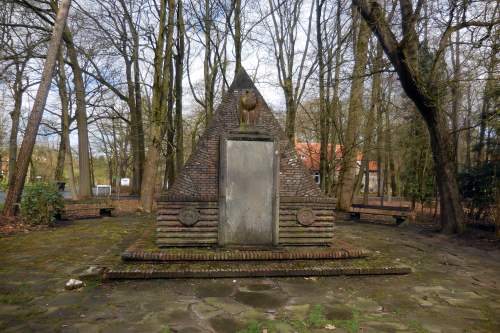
[407,320,430,333]
[330,309,360,333]
[0,293,33,305]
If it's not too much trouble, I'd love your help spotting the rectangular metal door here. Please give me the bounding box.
[221,139,276,245]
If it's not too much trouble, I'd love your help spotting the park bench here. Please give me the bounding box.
[349,204,414,225]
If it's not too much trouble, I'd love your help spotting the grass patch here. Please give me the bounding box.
[306,304,329,328]
[238,304,360,333]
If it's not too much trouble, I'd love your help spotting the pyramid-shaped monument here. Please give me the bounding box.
[157,69,335,247]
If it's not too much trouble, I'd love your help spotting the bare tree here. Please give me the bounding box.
[353,0,498,233]
[266,0,316,142]
[3,0,72,216]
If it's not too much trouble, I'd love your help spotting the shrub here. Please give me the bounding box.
[458,161,499,222]
[21,182,64,225]
[0,178,8,192]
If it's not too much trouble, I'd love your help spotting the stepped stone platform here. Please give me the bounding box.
[101,228,411,280]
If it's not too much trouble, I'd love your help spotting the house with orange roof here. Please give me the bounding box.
[295,142,379,192]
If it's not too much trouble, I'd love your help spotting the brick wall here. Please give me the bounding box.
[156,199,334,247]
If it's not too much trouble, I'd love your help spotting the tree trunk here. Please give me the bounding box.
[120,0,145,195]
[426,109,465,233]
[328,0,343,196]
[89,145,95,188]
[132,15,145,196]
[65,32,91,198]
[8,65,24,185]
[464,84,472,169]
[124,56,143,194]
[496,180,500,240]
[140,0,175,212]
[57,46,78,200]
[385,102,396,198]
[360,43,382,203]
[284,87,297,142]
[450,31,461,170]
[3,0,71,217]
[376,102,383,198]
[363,161,369,204]
[175,0,185,173]
[476,44,496,165]
[234,0,242,74]
[54,60,67,182]
[317,0,329,193]
[204,0,213,126]
[164,56,175,189]
[55,133,66,181]
[337,15,370,211]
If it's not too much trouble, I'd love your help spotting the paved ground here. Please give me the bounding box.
[0,215,499,332]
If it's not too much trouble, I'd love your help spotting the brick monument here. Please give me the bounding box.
[157,69,335,247]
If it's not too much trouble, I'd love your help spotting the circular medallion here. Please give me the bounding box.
[178,207,200,226]
[297,208,315,226]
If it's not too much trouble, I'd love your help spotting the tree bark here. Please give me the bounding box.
[7,63,25,186]
[337,14,370,211]
[54,54,67,182]
[385,105,396,198]
[175,0,185,173]
[234,0,242,74]
[476,44,497,165]
[164,56,175,189]
[204,0,214,125]
[450,31,461,170]
[57,46,78,200]
[464,84,472,169]
[140,0,175,212]
[361,43,382,203]
[119,0,145,195]
[317,0,329,193]
[327,0,344,195]
[66,41,91,198]
[3,0,72,217]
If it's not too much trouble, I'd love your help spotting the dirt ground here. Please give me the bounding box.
[0,215,499,333]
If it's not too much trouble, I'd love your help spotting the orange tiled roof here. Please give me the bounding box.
[295,142,378,172]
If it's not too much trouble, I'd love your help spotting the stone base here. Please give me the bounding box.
[103,261,411,280]
[123,229,367,262]
[123,247,368,262]
[98,228,411,280]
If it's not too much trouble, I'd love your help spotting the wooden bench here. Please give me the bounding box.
[349,204,414,225]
